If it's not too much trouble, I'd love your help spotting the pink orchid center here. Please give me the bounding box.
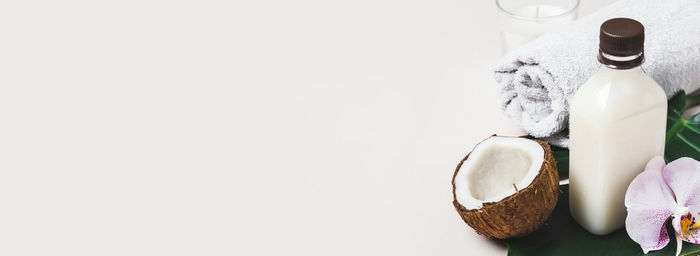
[679,212,700,239]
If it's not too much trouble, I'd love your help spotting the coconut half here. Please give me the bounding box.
[451,136,559,239]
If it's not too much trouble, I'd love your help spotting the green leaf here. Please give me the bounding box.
[550,145,568,179]
[504,91,700,255]
[665,91,700,162]
[504,185,700,256]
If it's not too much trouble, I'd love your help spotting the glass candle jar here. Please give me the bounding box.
[496,0,579,54]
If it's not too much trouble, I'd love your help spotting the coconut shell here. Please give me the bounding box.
[451,137,559,239]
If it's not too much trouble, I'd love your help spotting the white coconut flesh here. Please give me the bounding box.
[455,137,544,210]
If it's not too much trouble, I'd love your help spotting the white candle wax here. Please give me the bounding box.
[500,4,574,54]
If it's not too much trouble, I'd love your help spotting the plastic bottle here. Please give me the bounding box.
[569,18,667,235]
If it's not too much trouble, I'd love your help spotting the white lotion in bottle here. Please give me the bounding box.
[569,18,667,235]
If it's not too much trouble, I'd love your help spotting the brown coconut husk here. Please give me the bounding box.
[451,137,559,239]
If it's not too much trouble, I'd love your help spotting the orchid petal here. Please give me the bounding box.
[663,157,700,245]
[672,214,684,256]
[664,157,700,208]
[626,156,677,253]
[673,214,682,238]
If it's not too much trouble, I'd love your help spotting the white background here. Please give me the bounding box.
[0,0,613,255]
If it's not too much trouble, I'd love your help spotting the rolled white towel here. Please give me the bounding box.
[494,0,700,147]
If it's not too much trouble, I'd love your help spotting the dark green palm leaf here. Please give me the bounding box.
[506,91,700,255]
[665,91,700,162]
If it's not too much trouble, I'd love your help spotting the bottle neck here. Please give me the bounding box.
[597,50,644,70]
[600,64,643,75]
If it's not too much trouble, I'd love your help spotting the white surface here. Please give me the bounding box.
[0,0,612,255]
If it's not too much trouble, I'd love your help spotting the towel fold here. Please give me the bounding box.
[494,0,700,147]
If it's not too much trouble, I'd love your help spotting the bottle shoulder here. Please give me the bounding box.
[571,68,666,122]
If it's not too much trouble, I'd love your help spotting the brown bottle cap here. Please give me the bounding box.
[597,18,645,69]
